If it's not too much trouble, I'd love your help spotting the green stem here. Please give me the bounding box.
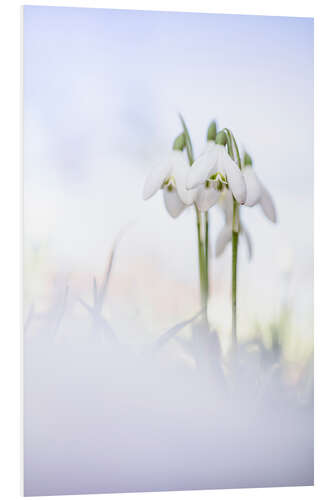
[195,206,204,307]
[232,199,239,346]
[223,128,241,347]
[179,114,208,322]
[195,206,207,320]
[204,210,209,303]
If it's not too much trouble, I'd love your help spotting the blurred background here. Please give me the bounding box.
[24,7,313,353]
[23,7,313,495]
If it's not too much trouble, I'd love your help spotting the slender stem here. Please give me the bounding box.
[195,205,206,315]
[223,128,235,161]
[180,114,209,323]
[232,198,239,346]
[223,128,241,347]
[204,210,209,303]
[231,133,242,167]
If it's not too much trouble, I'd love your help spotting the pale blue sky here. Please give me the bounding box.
[24,6,313,335]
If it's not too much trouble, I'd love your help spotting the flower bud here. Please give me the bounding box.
[172,133,185,151]
[207,121,217,141]
[243,151,253,166]
[215,130,227,146]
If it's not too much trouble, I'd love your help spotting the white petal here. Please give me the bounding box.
[215,224,232,256]
[218,147,247,204]
[259,185,277,223]
[143,161,171,200]
[196,185,221,211]
[204,140,217,153]
[241,224,253,259]
[170,149,186,165]
[163,188,186,218]
[219,189,234,224]
[243,166,262,207]
[186,149,218,189]
[172,153,197,205]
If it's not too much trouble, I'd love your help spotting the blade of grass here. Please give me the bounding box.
[153,310,202,350]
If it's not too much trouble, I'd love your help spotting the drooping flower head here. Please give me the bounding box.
[215,190,252,259]
[216,150,278,258]
[143,133,197,218]
[186,128,247,211]
[242,151,277,223]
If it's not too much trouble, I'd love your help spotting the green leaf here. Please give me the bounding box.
[179,113,194,165]
[207,120,217,141]
[243,151,253,166]
[215,130,227,146]
[172,132,185,151]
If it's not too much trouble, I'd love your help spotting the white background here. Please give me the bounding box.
[0,0,331,499]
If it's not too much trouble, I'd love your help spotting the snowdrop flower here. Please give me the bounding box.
[243,152,277,223]
[143,133,197,218]
[215,190,252,258]
[259,185,277,223]
[187,130,247,211]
